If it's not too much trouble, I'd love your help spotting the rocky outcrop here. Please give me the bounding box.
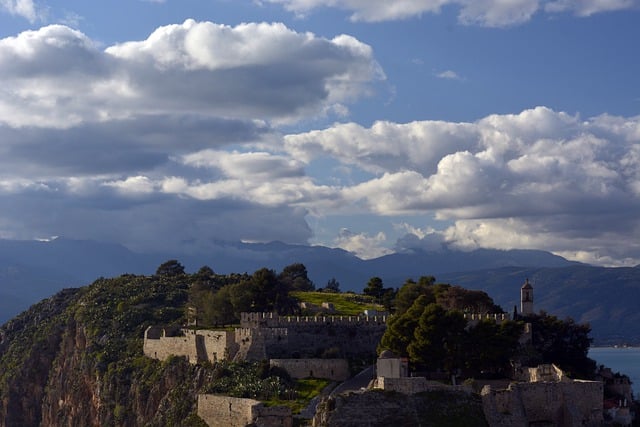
[313,389,488,427]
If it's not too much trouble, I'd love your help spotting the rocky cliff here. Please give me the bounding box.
[0,275,213,426]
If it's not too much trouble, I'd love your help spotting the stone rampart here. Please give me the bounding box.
[197,394,292,427]
[234,327,289,361]
[240,312,388,329]
[144,312,386,364]
[270,359,350,381]
[481,380,603,427]
[143,327,237,364]
[375,377,472,395]
[234,314,386,361]
[143,327,198,363]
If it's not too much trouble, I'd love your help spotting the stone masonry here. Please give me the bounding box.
[197,395,292,427]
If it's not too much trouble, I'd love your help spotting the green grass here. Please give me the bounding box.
[264,378,331,414]
[291,291,383,316]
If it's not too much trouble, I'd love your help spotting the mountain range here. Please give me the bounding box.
[1,237,638,345]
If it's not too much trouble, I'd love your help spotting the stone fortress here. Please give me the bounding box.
[144,279,620,427]
[144,310,387,427]
[144,311,388,364]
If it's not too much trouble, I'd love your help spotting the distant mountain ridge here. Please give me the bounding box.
[2,237,638,344]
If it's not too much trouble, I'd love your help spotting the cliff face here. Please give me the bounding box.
[0,275,212,427]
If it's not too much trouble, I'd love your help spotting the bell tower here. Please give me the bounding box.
[520,278,534,316]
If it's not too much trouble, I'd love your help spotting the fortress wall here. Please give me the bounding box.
[234,328,289,361]
[144,328,238,364]
[518,381,603,424]
[197,395,292,427]
[143,327,198,363]
[240,312,388,329]
[277,324,386,359]
[270,359,350,381]
[377,377,471,395]
[234,323,385,361]
[199,330,238,362]
[482,380,603,427]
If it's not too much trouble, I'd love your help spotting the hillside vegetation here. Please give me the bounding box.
[0,263,337,426]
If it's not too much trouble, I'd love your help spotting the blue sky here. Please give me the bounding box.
[1,0,640,266]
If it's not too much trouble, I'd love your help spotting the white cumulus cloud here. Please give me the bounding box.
[0,20,383,128]
[285,106,640,265]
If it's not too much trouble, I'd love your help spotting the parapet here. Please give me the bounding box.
[463,313,512,322]
[240,312,388,328]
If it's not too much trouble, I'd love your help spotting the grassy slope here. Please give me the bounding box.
[291,291,383,316]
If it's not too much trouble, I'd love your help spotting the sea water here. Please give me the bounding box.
[589,347,640,390]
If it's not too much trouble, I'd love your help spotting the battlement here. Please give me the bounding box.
[240,312,388,328]
[463,313,512,322]
[235,327,289,338]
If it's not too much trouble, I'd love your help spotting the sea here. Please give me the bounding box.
[589,347,640,391]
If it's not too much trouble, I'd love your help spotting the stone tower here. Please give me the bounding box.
[520,278,533,316]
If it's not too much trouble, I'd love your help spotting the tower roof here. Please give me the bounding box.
[522,278,533,289]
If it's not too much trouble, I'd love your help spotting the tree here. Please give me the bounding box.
[155,260,185,277]
[436,286,502,313]
[394,279,435,315]
[363,277,384,301]
[463,319,524,377]
[408,304,467,374]
[207,285,236,326]
[324,277,340,293]
[278,263,314,291]
[378,295,431,357]
[526,313,596,379]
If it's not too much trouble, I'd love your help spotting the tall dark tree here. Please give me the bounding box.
[527,313,596,379]
[464,319,524,377]
[394,279,435,315]
[363,277,384,301]
[325,277,341,293]
[378,295,431,357]
[408,304,467,374]
[155,260,185,277]
[278,263,314,291]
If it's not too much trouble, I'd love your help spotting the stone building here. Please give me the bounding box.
[143,311,387,365]
[197,395,292,427]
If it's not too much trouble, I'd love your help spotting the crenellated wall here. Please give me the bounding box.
[197,394,292,427]
[144,312,387,364]
[234,312,387,360]
[240,312,388,328]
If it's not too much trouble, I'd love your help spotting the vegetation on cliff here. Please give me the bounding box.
[0,262,325,426]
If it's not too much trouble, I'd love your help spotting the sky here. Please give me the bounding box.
[1,0,640,266]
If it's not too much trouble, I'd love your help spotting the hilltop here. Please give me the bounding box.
[2,238,640,344]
